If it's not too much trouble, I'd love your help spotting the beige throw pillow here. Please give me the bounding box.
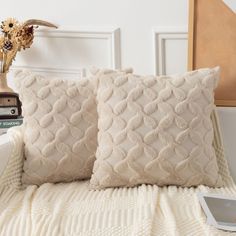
[14,71,98,185]
[90,68,223,189]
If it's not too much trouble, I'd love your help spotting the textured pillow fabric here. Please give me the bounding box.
[90,67,223,189]
[14,71,98,185]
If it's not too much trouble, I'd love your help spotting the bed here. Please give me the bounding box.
[0,109,235,236]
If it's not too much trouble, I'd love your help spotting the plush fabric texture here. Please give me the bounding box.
[90,67,223,189]
[14,71,98,185]
[0,110,235,236]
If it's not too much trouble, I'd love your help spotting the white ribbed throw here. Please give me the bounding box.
[0,110,236,236]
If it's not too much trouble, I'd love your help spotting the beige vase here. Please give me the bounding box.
[0,73,14,93]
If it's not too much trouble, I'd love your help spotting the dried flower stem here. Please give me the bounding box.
[1,52,5,73]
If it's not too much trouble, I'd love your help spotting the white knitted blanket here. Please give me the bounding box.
[0,111,236,236]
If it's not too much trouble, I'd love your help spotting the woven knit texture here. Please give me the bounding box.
[90,67,222,189]
[0,126,24,194]
[14,71,98,185]
[0,110,235,236]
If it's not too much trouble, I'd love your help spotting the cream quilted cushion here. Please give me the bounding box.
[14,71,98,185]
[90,67,223,189]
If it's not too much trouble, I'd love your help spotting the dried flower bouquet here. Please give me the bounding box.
[0,18,57,74]
[0,18,57,92]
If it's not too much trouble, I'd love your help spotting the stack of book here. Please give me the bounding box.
[0,117,23,135]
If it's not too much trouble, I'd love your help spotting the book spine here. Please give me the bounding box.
[0,119,23,129]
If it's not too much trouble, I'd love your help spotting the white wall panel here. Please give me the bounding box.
[1,0,188,75]
[164,38,188,75]
[11,28,120,77]
[153,28,188,76]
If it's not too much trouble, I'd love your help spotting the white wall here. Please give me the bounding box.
[2,0,188,77]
